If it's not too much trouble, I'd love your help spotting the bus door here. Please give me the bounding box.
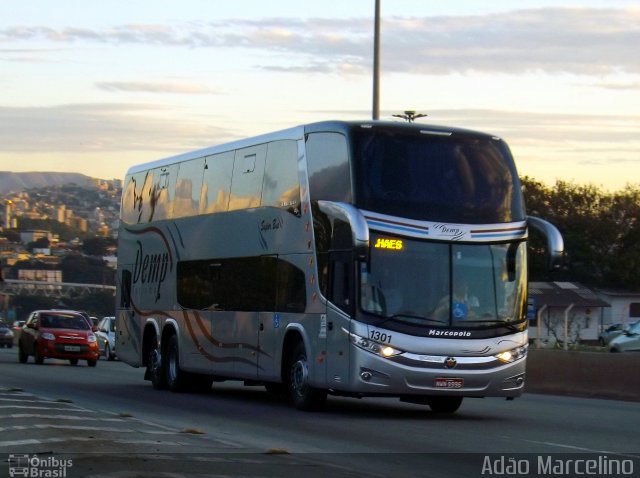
[233,310,261,380]
[235,255,277,381]
[325,250,354,387]
[115,267,141,366]
[258,256,306,383]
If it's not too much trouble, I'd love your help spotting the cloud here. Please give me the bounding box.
[1,7,638,76]
[96,81,219,95]
[0,103,233,153]
[593,81,640,90]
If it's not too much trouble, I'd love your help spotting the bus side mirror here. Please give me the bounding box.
[527,216,564,271]
[318,200,370,261]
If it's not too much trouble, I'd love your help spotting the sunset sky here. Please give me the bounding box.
[1,0,638,191]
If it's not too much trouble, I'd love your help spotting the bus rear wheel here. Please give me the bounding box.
[428,396,463,414]
[287,342,327,411]
[166,334,188,392]
[147,340,167,390]
[165,334,212,393]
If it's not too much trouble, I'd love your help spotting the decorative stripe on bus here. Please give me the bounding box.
[364,216,430,237]
[470,227,527,239]
[362,211,528,241]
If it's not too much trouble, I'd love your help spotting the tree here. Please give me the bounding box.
[27,237,50,252]
[522,178,640,290]
[60,254,115,285]
[82,237,115,257]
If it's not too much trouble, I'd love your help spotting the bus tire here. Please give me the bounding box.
[428,396,463,414]
[165,334,188,392]
[288,342,327,411]
[147,340,167,390]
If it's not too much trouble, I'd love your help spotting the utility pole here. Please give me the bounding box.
[372,0,380,120]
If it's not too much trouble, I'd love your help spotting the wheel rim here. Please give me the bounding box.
[168,345,178,382]
[149,348,161,378]
[291,357,309,398]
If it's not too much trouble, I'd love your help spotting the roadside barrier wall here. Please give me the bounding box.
[525,348,640,401]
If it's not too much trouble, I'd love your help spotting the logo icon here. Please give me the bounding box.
[8,454,29,477]
[444,357,458,369]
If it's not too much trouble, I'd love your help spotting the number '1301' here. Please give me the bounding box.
[369,330,392,343]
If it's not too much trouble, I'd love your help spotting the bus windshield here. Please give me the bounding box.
[359,234,528,329]
[352,127,525,224]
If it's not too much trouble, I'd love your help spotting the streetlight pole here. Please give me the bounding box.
[372,0,380,120]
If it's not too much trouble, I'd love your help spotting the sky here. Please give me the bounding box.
[0,0,638,191]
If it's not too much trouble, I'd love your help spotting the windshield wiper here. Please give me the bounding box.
[373,314,447,327]
[465,319,523,333]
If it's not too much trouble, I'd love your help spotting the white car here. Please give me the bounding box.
[96,316,117,360]
[609,321,640,352]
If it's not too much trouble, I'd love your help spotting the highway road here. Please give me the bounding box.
[0,347,638,477]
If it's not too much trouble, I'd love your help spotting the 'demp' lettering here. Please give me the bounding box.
[132,240,169,301]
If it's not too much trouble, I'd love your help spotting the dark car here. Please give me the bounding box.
[18,310,100,366]
[0,321,13,348]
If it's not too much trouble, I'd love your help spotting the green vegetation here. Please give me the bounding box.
[523,178,640,290]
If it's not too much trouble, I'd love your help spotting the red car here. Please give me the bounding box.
[18,310,99,366]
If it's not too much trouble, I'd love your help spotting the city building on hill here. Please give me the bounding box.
[18,269,62,282]
[19,230,53,244]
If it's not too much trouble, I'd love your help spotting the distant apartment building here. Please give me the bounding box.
[97,223,110,237]
[56,205,66,223]
[4,200,13,229]
[74,217,88,233]
[22,211,45,220]
[18,269,62,282]
[20,230,53,244]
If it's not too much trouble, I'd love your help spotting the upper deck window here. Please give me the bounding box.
[352,128,525,224]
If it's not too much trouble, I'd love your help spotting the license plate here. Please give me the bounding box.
[64,345,80,352]
[435,378,464,389]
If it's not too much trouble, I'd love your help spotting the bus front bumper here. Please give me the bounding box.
[342,346,527,398]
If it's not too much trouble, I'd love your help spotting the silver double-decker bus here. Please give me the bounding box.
[116,120,563,413]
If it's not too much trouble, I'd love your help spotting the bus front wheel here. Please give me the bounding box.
[288,342,327,411]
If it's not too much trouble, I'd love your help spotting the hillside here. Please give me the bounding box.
[0,171,96,195]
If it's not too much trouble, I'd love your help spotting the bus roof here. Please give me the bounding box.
[124,120,502,176]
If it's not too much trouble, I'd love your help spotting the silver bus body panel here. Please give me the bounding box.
[115,120,549,404]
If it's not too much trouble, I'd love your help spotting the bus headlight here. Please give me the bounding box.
[348,331,403,358]
[495,344,528,364]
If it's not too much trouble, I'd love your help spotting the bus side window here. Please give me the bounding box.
[263,140,301,216]
[201,151,234,213]
[328,251,353,315]
[275,260,306,313]
[121,172,146,224]
[173,157,205,218]
[306,132,351,203]
[229,145,267,211]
